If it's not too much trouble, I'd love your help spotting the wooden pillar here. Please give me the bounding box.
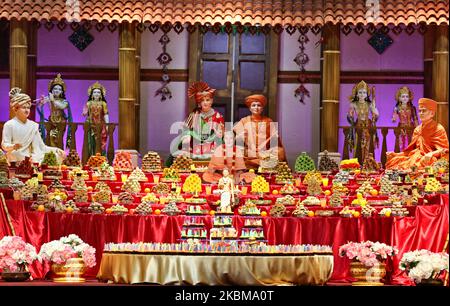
[135,29,141,151]
[423,25,435,98]
[320,24,340,152]
[27,21,37,121]
[9,20,28,118]
[118,22,138,149]
[432,25,449,132]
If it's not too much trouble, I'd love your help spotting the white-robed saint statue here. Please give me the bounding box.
[1,88,65,164]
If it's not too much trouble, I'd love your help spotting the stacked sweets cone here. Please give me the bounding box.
[111,204,128,214]
[113,151,133,171]
[303,171,322,185]
[95,182,111,192]
[276,162,294,183]
[0,153,9,174]
[64,200,80,213]
[361,204,376,217]
[425,176,442,193]
[270,203,286,217]
[356,181,373,196]
[276,195,296,205]
[362,154,379,172]
[122,177,141,194]
[48,179,66,191]
[329,190,344,207]
[292,202,312,217]
[87,153,106,168]
[391,203,409,216]
[118,191,134,204]
[172,155,193,172]
[306,177,322,196]
[379,175,395,195]
[98,162,116,180]
[135,202,153,215]
[88,202,105,213]
[128,167,147,181]
[161,202,181,215]
[318,150,339,172]
[333,171,350,184]
[71,174,88,202]
[93,189,111,203]
[280,182,299,194]
[20,184,35,200]
[251,175,270,193]
[162,168,180,181]
[141,151,162,172]
[332,182,348,194]
[183,173,202,194]
[63,150,81,167]
[295,152,315,172]
[141,192,159,204]
[238,202,261,215]
[42,151,59,166]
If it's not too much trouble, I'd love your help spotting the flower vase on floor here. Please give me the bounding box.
[1,264,31,282]
[415,278,444,286]
[0,236,38,282]
[51,257,86,283]
[350,261,386,286]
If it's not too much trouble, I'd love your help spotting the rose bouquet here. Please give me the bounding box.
[339,240,398,267]
[399,250,449,284]
[38,234,96,268]
[0,236,39,272]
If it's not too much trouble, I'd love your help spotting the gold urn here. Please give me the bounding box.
[350,261,386,286]
[51,257,86,283]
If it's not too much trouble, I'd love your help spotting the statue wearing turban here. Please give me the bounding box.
[233,94,286,169]
[385,98,449,170]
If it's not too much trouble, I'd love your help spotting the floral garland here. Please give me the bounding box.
[294,29,310,104]
[155,28,173,101]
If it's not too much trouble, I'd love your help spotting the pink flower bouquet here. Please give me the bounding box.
[339,240,398,267]
[38,234,96,268]
[0,236,39,272]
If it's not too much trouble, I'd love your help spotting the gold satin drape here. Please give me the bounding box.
[97,253,334,285]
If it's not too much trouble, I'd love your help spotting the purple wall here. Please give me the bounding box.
[338,83,424,161]
[0,79,10,122]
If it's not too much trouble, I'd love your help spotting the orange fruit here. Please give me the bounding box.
[272,190,279,195]
[87,186,93,192]
[209,210,216,216]
[353,211,361,217]
[324,190,331,196]
[66,207,74,213]
[37,205,45,212]
[129,209,135,215]
[385,211,391,217]
[105,208,112,214]
[260,211,267,217]
[370,189,378,196]
[154,209,161,215]
[307,211,315,217]
[61,165,67,170]
[144,188,151,193]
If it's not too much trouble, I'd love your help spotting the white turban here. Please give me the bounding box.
[9,87,31,109]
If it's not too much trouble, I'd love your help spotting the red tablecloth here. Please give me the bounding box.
[1,195,448,284]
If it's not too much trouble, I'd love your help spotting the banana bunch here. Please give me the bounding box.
[251,175,270,193]
[425,176,442,193]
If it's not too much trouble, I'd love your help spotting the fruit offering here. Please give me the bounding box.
[63,150,81,167]
[301,196,321,206]
[122,177,141,194]
[141,151,162,172]
[276,162,294,183]
[128,167,148,182]
[87,153,107,169]
[162,168,180,182]
[362,153,379,172]
[161,202,181,216]
[318,150,339,172]
[118,191,134,204]
[111,204,129,214]
[425,176,442,193]
[141,192,159,204]
[275,195,296,205]
[113,151,133,171]
[269,203,286,217]
[183,173,202,194]
[171,154,193,172]
[292,202,312,217]
[280,182,299,194]
[15,157,34,178]
[30,200,52,212]
[351,193,367,206]
[41,151,59,167]
[251,175,270,193]
[340,158,360,171]
[356,181,373,196]
[64,200,80,213]
[339,206,357,217]
[329,191,344,207]
[295,152,315,172]
[92,189,111,203]
[379,175,395,195]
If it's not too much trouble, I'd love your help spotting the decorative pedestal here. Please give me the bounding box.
[350,261,386,286]
[51,258,86,283]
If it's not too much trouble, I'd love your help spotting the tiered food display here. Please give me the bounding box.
[95,182,111,192]
[306,177,322,196]
[295,152,315,172]
[122,177,141,194]
[275,162,294,184]
[210,215,238,240]
[141,151,162,172]
[87,153,106,169]
[71,173,88,203]
[356,181,374,196]
[181,215,207,240]
[97,162,116,181]
[183,173,202,195]
[240,216,265,241]
[71,173,87,190]
[113,151,133,171]
[128,167,147,181]
[161,201,181,215]
[171,155,194,172]
[318,150,339,172]
[92,189,111,203]
[63,150,82,167]
[110,204,129,215]
[251,175,270,194]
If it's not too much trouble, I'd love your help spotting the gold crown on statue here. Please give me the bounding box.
[88,81,107,97]
[395,86,413,102]
[350,80,370,101]
[48,73,66,92]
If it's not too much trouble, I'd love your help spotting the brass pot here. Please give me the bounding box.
[1,271,31,282]
[416,278,444,286]
[350,261,386,286]
[51,257,86,283]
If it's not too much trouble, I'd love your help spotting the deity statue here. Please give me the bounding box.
[82,82,109,156]
[233,94,286,169]
[391,86,419,151]
[346,80,379,164]
[37,73,73,149]
[2,88,65,164]
[217,168,235,211]
[386,98,449,170]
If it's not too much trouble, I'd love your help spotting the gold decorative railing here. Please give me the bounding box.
[0,122,118,164]
[339,126,415,167]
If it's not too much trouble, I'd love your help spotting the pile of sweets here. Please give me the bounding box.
[306,177,322,196]
[171,154,194,172]
[63,149,82,167]
[356,181,373,196]
[87,153,106,169]
[93,189,111,203]
[432,158,449,173]
[391,203,409,217]
[0,172,9,188]
[19,184,34,200]
[339,206,357,217]
[280,182,300,194]
[339,158,360,171]
[269,202,286,217]
[88,202,105,213]
[25,175,39,188]
[185,196,207,204]
[95,181,111,192]
[183,173,202,193]
[68,167,89,180]
[161,202,181,216]
[15,157,34,178]
[71,174,87,190]
[49,189,68,201]
[301,196,321,206]
[49,196,66,212]
[0,152,9,174]
[141,151,162,172]
[362,154,380,172]
[73,188,88,203]
[251,175,270,193]
[162,168,180,182]
[379,175,395,195]
[425,176,442,193]
[361,204,376,217]
[238,202,261,215]
[318,150,339,172]
[8,177,25,189]
[118,191,134,204]
[152,182,170,195]
[351,193,367,206]
[135,202,153,215]
[302,171,322,185]
[41,151,59,167]
[64,200,80,213]
[48,179,66,191]
[128,167,147,181]
[275,162,294,183]
[295,152,315,172]
[165,192,184,203]
[275,195,296,205]
[292,202,312,217]
[97,162,116,180]
[141,192,159,204]
[329,191,344,207]
[110,204,128,214]
[333,171,350,184]
[122,177,141,194]
[43,167,63,179]
[113,151,133,171]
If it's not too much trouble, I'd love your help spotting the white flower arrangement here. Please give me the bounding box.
[399,249,449,284]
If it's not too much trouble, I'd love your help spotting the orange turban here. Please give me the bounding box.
[244,94,267,108]
[418,98,437,112]
[187,81,216,104]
